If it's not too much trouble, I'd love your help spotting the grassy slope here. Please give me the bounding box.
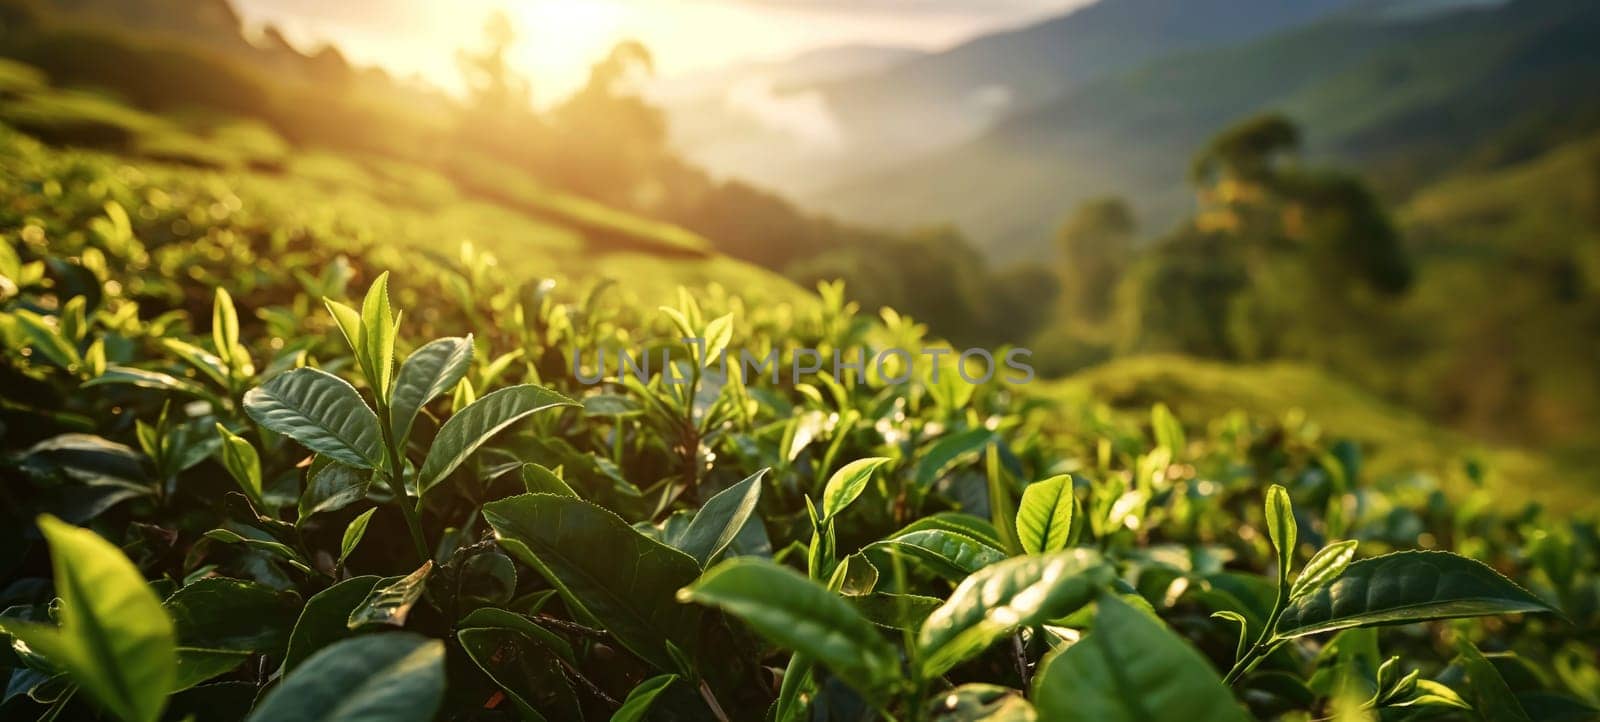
[0,57,811,310]
[1045,355,1593,511]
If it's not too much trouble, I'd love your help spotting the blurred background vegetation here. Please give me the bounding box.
[2,0,1597,499]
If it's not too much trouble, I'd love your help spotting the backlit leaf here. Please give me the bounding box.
[348,562,433,629]
[417,385,576,495]
[0,515,176,722]
[821,457,891,521]
[1275,551,1554,639]
[1016,475,1076,555]
[1290,540,1358,601]
[918,550,1112,678]
[214,424,262,507]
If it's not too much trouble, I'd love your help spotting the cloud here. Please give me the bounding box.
[723,76,843,149]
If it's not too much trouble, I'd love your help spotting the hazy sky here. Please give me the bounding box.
[231,0,1093,103]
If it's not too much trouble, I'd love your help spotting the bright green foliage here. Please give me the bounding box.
[1290,539,1357,601]
[872,529,1007,581]
[214,423,264,507]
[918,550,1113,677]
[1015,475,1077,554]
[822,456,892,521]
[1264,484,1296,586]
[0,516,176,722]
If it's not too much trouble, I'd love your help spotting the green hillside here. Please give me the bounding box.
[0,60,811,311]
[1045,355,1594,511]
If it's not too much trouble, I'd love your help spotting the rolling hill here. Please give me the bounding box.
[808,0,1600,261]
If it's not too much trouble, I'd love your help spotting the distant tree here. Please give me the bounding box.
[456,10,533,117]
[1118,114,1411,361]
[1055,197,1136,325]
[1191,112,1300,185]
[545,40,667,204]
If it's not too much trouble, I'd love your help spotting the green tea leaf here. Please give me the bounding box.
[211,287,239,368]
[483,494,701,671]
[821,457,891,521]
[417,385,576,495]
[243,368,383,470]
[358,272,395,400]
[1016,475,1076,555]
[161,338,228,388]
[893,513,1005,549]
[0,515,176,722]
[1455,640,1532,722]
[914,428,994,489]
[520,462,577,497]
[299,460,372,518]
[680,558,900,701]
[1290,540,1358,601]
[457,626,581,721]
[918,550,1111,678]
[245,633,444,722]
[339,508,377,567]
[1151,403,1185,455]
[214,424,263,507]
[676,468,766,567]
[1275,551,1554,639]
[281,576,383,674]
[1032,594,1250,722]
[85,366,211,400]
[172,647,249,692]
[456,608,574,664]
[872,529,1006,582]
[13,309,81,371]
[164,577,299,655]
[610,674,677,722]
[203,529,311,573]
[323,299,362,358]
[702,312,734,367]
[928,683,1037,722]
[348,562,432,629]
[388,335,472,445]
[1265,484,1296,586]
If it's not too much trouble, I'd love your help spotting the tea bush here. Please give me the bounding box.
[1,137,1598,722]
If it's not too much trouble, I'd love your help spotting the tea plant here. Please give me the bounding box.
[2,170,1598,721]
